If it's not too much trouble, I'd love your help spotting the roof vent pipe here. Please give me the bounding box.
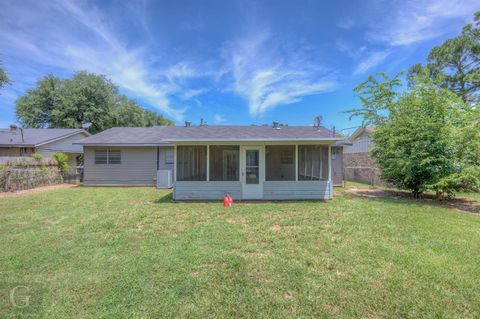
[333,126,336,137]
[184,121,191,127]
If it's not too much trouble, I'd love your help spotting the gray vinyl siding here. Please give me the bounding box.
[36,132,88,157]
[174,181,242,200]
[174,180,332,200]
[84,146,158,185]
[263,181,332,200]
[158,147,174,172]
[344,131,372,154]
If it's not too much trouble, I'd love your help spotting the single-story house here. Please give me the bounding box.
[76,124,344,200]
[0,125,90,168]
[344,125,385,185]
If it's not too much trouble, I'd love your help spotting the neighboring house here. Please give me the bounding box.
[0,125,90,169]
[76,124,344,200]
[343,125,384,185]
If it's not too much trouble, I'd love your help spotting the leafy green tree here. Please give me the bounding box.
[16,71,173,133]
[0,61,10,91]
[347,72,403,125]
[350,73,480,197]
[408,11,480,103]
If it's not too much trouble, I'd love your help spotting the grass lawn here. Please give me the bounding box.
[1,187,479,318]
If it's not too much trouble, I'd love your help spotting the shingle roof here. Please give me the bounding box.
[349,125,374,141]
[76,125,342,145]
[0,128,89,147]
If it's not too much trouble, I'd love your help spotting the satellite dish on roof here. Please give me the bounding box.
[314,116,322,127]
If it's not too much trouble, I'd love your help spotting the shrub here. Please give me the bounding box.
[32,153,43,160]
[53,152,70,173]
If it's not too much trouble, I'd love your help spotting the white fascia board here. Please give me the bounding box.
[75,143,172,147]
[164,137,343,142]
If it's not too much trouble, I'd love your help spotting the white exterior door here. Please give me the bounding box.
[241,146,263,199]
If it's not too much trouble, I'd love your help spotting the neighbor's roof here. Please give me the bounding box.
[349,125,374,141]
[76,125,342,146]
[0,128,90,147]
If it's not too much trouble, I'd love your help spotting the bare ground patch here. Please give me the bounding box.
[346,188,480,215]
[0,184,77,198]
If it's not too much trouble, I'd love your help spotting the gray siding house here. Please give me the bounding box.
[0,125,90,169]
[77,124,343,200]
[343,126,385,185]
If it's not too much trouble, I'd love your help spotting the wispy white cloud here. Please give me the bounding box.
[367,0,478,46]
[0,0,187,120]
[335,39,366,59]
[353,50,391,75]
[213,114,225,124]
[225,30,337,116]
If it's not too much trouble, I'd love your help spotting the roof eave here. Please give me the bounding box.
[164,137,344,142]
[0,144,36,148]
[75,143,172,146]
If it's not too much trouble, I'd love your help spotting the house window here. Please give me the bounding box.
[266,145,295,181]
[95,150,121,164]
[298,145,329,180]
[165,149,174,164]
[176,146,207,181]
[209,145,239,181]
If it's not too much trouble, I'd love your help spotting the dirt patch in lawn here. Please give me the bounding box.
[346,188,480,215]
[270,223,282,232]
[0,184,77,198]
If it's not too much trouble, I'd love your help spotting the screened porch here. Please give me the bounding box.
[173,143,332,200]
[175,144,330,182]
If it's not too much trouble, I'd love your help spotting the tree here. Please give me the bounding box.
[0,61,10,91]
[16,71,173,133]
[347,72,403,125]
[350,73,480,197]
[408,11,480,103]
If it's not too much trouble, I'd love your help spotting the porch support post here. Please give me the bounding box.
[173,145,177,182]
[206,144,210,182]
[328,145,332,181]
[295,144,298,181]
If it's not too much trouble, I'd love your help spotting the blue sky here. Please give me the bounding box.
[0,0,477,134]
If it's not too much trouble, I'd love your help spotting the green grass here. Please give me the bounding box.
[458,191,480,202]
[1,187,480,318]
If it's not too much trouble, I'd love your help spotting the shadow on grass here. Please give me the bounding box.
[155,192,174,203]
[345,188,480,215]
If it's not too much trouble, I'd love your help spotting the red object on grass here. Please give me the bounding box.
[224,193,233,207]
[224,194,229,207]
